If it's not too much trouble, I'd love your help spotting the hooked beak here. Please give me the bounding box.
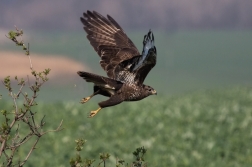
[152,90,157,95]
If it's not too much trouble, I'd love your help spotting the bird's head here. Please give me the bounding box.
[143,85,157,96]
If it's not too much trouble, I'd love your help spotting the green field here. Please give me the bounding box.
[1,30,252,166]
[1,86,252,167]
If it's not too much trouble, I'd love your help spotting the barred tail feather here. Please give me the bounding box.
[77,71,123,90]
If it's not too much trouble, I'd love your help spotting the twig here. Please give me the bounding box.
[0,140,6,157]
[10,91,18,115]
[19,137,40,167]
[6,133,33,149]
[7,147,17,166]
[17,80,26,97]
[27,43,32,70]
[41,120,64,135]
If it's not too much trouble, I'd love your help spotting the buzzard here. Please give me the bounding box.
[78,10,157,117]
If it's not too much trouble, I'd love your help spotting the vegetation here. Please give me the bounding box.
[1,28,252,166]
[1,86,252,166]
[0,27,63,166]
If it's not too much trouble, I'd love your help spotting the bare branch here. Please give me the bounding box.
[10,91,18,115]
[41,120,64,135]
[0,140,6,157]
[7,147,17,166]
[16,80,26,97]
[1,26,61,166]
[19,137,40,167]
[6,133,33,150]
[27,43,33,70]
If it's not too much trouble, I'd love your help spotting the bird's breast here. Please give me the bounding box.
[120,84,143,101]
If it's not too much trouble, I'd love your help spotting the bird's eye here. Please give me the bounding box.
[148,89,152,91]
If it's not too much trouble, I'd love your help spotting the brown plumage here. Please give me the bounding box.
[78,10,157,117]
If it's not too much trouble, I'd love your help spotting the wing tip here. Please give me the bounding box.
[144,30,154,42]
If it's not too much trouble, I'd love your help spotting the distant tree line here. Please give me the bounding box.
[1,0,252,31]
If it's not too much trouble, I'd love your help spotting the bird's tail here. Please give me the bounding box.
[77,71,123,90]
[78,71,105,83]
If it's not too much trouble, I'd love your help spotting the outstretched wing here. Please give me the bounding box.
[120,31,157,85]
[80,10,140,82]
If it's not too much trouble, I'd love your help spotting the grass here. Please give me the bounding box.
[1,86,252,167]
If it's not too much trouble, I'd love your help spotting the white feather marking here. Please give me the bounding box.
[104,84,115,89]
[107,89,115,95]
[96,83,115,89]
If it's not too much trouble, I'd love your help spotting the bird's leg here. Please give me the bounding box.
[88,107,102,118]
[87,95,122,117]
[80,90,100,104]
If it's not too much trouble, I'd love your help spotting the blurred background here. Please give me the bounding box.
[1,0,252,167]
[1,0,252,101]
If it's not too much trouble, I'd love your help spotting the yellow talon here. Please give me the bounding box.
[80,90,100,104]
[88,107,102,118]
[80,97,91,104]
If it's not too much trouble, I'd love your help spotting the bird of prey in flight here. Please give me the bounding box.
[78,10,157,117]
